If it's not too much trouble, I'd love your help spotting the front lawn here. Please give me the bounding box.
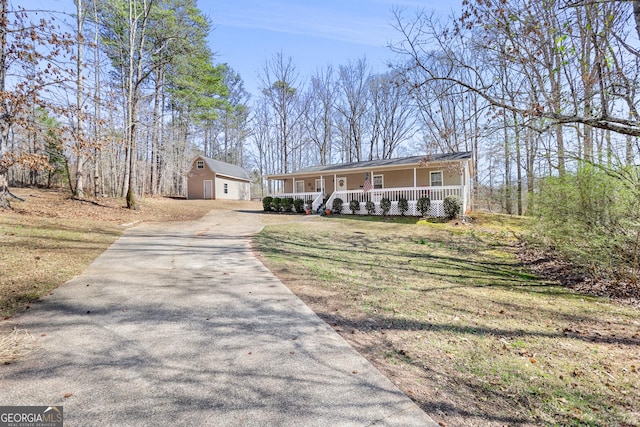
[254,214,640,427]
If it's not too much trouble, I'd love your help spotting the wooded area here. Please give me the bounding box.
[0,0,638,241]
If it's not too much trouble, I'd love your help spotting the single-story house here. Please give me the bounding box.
[186,156,251,200]
[266,152,473,216]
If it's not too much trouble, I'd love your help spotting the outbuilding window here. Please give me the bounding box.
[224,183,228,194]
[196,160,204,169]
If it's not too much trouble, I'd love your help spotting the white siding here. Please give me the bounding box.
[215,176,250,201]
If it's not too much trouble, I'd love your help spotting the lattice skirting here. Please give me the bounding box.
[337,201,446,217]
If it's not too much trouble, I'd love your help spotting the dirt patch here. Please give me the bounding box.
[518,243,640,306]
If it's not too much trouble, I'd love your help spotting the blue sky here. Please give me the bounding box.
[18,0,462,97]
[200,0,462,96]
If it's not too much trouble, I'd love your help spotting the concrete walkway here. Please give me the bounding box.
[0,209,438,426]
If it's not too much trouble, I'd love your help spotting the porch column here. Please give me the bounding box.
[292,177,296,195]
[463,161,469,213]
[413,168,417,200]
[460,166,465,211]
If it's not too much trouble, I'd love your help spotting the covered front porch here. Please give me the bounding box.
[266,153,473,217]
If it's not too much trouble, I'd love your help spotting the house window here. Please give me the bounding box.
[430,171,443,187]
[196,160,204,169]
[373,174,384,189]
[295,180,305,193]
[315,178,325,192]
[224,183,228,194]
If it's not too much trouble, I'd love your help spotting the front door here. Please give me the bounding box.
[295,180,305,193]
[336,177,347,191]
[203,180,213,199]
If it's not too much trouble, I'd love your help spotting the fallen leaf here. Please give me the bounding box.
[64,393,72,398]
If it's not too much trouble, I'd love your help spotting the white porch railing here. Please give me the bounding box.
[326,186,465,217]
[269,191,323,212]
[269,186,466,217]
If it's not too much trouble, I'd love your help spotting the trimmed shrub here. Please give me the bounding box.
[271,197,282,212]
[262,196,273,212]
[365,200,375,215]
[443,195,462,219]
[380,197,391,216]
[293,198,305,213]
[349,199,360,214]
[332,197,344,213]
[398,197,409,216]
[281,197,294,213]
[417,196,430,217]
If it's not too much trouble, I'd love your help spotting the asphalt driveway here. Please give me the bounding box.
[0,209,437,426]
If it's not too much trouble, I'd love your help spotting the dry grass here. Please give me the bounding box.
[0,188,219,319]
[254,214,640,427]
[0,328,35,364]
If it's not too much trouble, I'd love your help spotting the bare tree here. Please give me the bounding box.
[258,51,302,173]
[368,72,417,159]
[97,0,158,208]
[302,65,336,165]
[250,97,276,194]
[335,57,370,162]
[0,2,73,208]
[391,1,640,141]
[218,65,251,166]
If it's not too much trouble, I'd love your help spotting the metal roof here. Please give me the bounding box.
[195,156,251,181]
[268,152,473,178]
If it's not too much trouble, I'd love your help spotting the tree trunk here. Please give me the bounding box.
[0,0,10,209]
[92,0,101,198]
[526,128,536,215]
[555,124,566,176]
[503,111,512,214]
[515,120,523,216]
[150,65,162,195]
[124,0,152,210]
[74,0,85,198]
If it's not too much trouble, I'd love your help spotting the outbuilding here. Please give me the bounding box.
[186,156,251,200]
